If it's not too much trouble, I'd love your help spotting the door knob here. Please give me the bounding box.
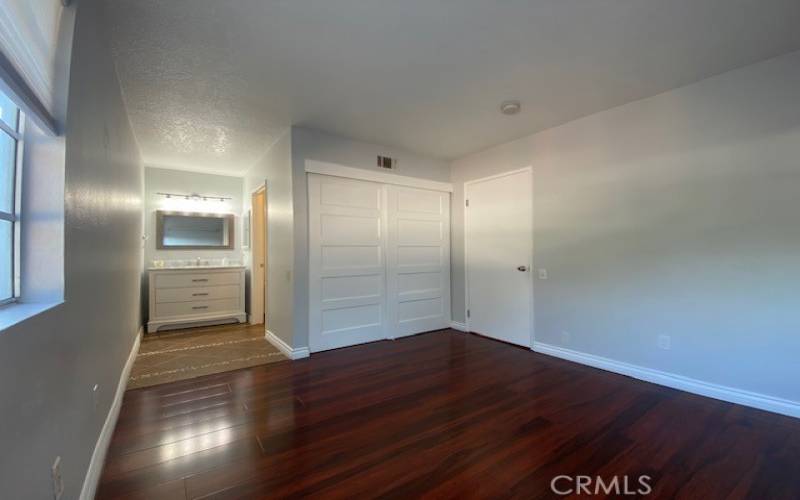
[517,265,528,272]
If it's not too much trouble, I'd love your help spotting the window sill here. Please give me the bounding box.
[0,300,63,333]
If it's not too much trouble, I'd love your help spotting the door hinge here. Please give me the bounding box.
[465,199,469,207]
[467,309,470,318]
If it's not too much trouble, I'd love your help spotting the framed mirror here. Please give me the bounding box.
[156,211,235,250]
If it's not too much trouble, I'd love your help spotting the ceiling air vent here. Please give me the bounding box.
[377,155,397,170]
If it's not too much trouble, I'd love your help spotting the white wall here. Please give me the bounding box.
[143,167,244,266]
[0,1,145,497]
[451,50,800,405]
[291,126,450,348]
[242,130,294,345]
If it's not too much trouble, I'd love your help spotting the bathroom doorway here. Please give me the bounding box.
[251,184,267,326]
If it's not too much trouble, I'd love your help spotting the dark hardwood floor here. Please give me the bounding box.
[96,330,800,499]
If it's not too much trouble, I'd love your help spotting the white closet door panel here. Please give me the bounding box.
[321,246,382,271]
[309,174,388,352]
[387,186,451,338]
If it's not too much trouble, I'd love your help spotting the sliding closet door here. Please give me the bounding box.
[386,186,451,337]
[308,174,388,352]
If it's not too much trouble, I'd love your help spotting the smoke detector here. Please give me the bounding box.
[500,100,521,115]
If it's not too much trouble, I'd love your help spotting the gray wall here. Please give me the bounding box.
[290,126,450,348]
[243,130,294,346]
[0,0,144,498]
[451,50,800,403]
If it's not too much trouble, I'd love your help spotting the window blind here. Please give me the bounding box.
[0,0,65,134]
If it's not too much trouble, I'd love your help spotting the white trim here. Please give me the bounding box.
[266,330,310,360]
[148,313,247,333]
[532,342,800,419]
[463,166,535,346]
[250,181,267,196]
[305,160,453,192]
[449,321,468,332]
[463,166,534,188]
[79,327,142,500]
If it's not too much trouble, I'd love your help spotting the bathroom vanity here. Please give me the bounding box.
[147,266,246,333]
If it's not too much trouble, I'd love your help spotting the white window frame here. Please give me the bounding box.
[0,103,23,305]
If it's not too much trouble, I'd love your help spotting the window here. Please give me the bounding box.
[0,88,22,304]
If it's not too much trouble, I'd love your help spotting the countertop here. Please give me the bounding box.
[148,265,246,271]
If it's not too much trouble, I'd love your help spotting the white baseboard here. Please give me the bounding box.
[532,342,800,419]
[79,326,142,500]
[266,330,310,360]
[449,321,468,332]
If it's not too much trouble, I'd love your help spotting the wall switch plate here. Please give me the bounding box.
[658,335,671,350]
[52,456,64,500]
[538,268,548,280]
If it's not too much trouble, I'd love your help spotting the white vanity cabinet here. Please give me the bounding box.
[147,267,247,333]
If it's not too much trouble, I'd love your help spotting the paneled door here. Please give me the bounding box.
[308,174,388,352]
[387,186,451,337]
[309,173,452,352]
[465,168,533,347]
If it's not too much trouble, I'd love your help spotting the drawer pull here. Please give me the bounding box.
[192,306,209,310]
[192,278,209,282]
[192,293,209,297]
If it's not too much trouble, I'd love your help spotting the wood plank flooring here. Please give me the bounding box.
[96,330,800,499]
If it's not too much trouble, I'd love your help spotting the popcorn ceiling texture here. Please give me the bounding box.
[106,0,800,172]
[107,1,286,174]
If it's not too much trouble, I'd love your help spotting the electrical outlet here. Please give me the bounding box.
[658,335,671,350]
[52,456,64,500]
[538,268,548,280]
[561,331,571,344]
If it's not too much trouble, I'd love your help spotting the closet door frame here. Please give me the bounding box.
[306,160,453,352]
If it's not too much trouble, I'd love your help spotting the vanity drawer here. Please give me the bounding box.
[155,285,239,304]
[154,297,240,318]
[154,271,241,289]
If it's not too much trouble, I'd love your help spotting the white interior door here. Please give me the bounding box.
[308,174,388,352]
[465,168,533,346]
[387,186,450,337]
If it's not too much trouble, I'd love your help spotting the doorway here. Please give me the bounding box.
[465,167,533,347]
[251,185,267,326]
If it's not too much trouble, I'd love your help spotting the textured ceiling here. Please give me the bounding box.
[105,0,800,174]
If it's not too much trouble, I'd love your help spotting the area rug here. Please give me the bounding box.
[127,323,286,389]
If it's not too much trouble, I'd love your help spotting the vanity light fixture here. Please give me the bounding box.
[155,192,233,202]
